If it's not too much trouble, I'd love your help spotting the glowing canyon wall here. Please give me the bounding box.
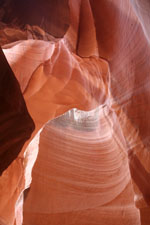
[0,0,150,224]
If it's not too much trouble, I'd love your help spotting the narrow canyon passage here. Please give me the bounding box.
[0,0,150,225]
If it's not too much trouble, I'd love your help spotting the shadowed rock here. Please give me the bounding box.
[0,47,35,175]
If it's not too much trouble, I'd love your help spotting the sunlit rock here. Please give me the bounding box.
[0,0,150,225]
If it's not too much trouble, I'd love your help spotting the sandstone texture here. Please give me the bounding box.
[0,0,150,225]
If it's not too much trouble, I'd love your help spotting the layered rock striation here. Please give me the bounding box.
[0,0,150,225]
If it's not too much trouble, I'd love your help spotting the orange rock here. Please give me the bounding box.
[1,0,150,224]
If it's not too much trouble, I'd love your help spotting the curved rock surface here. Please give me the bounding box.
[23,108,140,225]
[0,0,150,225]
[0,48,34,175]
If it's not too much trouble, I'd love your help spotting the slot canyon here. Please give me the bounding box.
[0,0,150,224]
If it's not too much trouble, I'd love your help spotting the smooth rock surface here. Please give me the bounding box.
[0,47,34,174]
[0,0,150,224]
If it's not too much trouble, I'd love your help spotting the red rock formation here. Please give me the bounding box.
[0,0,150,225]
[23,109,140,225]
[0,47,34,174]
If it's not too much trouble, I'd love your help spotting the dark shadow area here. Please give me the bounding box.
[0,0,70,38]
[0,47,35,175]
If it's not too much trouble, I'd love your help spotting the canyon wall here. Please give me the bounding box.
[0,0,150,224]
